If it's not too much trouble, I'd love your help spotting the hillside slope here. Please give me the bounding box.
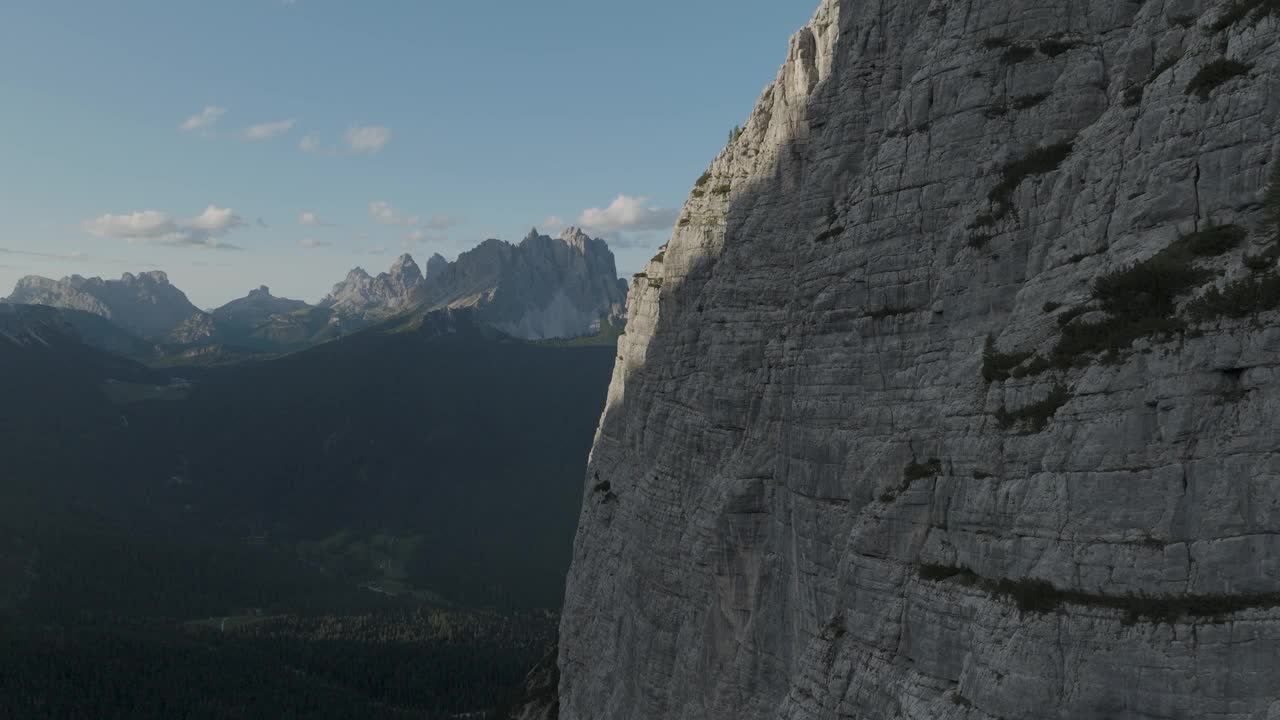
[558,1,1280,718]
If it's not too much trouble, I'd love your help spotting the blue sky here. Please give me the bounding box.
[0,0,814,307]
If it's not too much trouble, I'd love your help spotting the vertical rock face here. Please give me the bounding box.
[425,253,450,284]
[560,1,1280,719]
[7,271,209,342]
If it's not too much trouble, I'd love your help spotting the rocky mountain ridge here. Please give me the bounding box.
[416,227,627,340]
[7,271,211,344]
[6,230,629,355]
[212,286,311,332]
[553,1,1280,718]
[319,253,427,323]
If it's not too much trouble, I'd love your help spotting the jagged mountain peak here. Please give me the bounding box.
[557,226,593,247]
[389,253,423,284]
[212,286,311,334]
[416,229,626,340]
[321,254,425,320]
[425,253,449,283]
[119,270,170,286]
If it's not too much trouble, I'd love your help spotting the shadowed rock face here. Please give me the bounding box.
[7,271,212,343]
[415,227,627,340]
[558,1,1280,719]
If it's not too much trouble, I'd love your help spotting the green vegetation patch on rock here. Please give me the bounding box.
[981,336,1033,382]
[995,383,1071,433]
[917,563,1280,624]
[1190,272,1280,320]
[1051,229,1241,362]
[881,458,943,502]
[1185,59,1253,100]
[988,142,1074,218]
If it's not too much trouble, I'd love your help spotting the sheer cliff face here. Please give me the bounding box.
[561,1,1280,719]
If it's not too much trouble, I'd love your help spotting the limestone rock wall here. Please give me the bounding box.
[559,0,1280,718]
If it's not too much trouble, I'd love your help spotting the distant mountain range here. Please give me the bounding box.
[5,227,627,361]
[8,271,213,347]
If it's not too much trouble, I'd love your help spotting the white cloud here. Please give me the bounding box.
[299,134,321,153]
[541,215,566,231]
[405,229,426,243]
[369,201,419,226]
[245,119,297,140]
[186,205,242,233]
[300,211,335,226]
[578,194,679,233]
[83,205,246,250]
[181,106,226,133]
[299,238,331,248]
[344,125,392,154]
[426,215,463,230]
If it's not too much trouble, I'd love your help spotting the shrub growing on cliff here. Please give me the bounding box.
[1179,224,1248,256]
[981,336,1033,382]
[1001,44,1036,64]
[1189,272,1280,319]
[1185,59,1253,100]
[1012,92,1049,109]
[996,577,1061,613]
[994,383,1071,433]
[1038,37,1079,57]
[988,142,1074,218]
[1053,235,1214,361]
[903,458,943,482]
[917,561,1280,623]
